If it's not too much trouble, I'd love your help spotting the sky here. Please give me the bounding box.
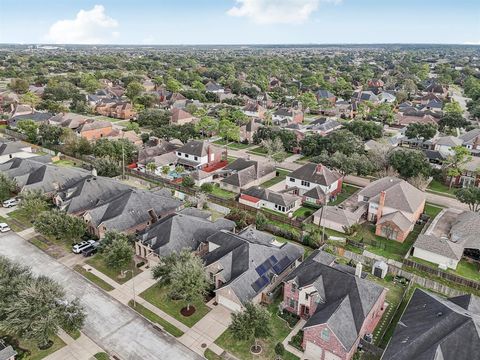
[0,0,479,45]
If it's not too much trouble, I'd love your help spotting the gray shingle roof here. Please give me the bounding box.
[176,140,221,157]
[221,158,275,188]
[450,211,480,250]
[413,234,464,260]
[284,250,384,351]
[205,229,304,304]
[459,128,480,145]
[288,163,342,186]
[241,186,298,207]
[382,289,480,360]
[377,211,412,232]
[0,343,17,360]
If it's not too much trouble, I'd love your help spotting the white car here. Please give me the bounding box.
[72,240,96,254]
[3,198,19,208]
[0,223,11,232]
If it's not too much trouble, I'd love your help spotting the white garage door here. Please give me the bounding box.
[305,342,323,359]
[217,295,242,312]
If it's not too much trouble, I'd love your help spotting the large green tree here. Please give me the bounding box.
[0,174,17,202]
[405,123,438,140]
[443,146,472,189]
[18,190,49,221]
[101,235,134,271]
[454,187,480,212]
[388,149,431,179]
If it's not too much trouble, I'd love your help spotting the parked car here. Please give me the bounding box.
[72,240,96,254]
[0,223,11,232]
[2,198,19,208]
[81,245,98,257]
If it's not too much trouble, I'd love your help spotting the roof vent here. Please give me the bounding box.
[436,311,443,317]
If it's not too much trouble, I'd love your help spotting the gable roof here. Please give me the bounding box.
[382,289,480,360]
[221,158,275,188]
[459,128,480,145]
[358,177,425,214]
[241,186,298,207]
[377,211,412,232]
[176,140,221,157]
[413,234,464,260]
[285,250,384,351]
[288,163,342,186]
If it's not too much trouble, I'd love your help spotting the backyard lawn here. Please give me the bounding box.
[139,283,210,327]
[328,184,360,206]
[259,169,289,188]
[53,159,76,167]
[86,255,142,285]
[213,139,252,150]
[424,203,443,218]
[215,296,299,360]
[210,186,236,200]
[247,146,268,156]
[293,206,317,219]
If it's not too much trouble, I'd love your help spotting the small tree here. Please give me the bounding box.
[263,137,287,164]
[21,91,41,112]
[161,166,170,176]
[444,146,472,189]
[182,176,195,188]
[146,162,157,173]
[19,190,49,221]
[93,157,121,177]
[454,187,480,212]
[0,174,17,202]
[200,182,214,193]
[17,119,39,143]
[229,302,272,352]
[102,236,134,271]
[152,250,192,286]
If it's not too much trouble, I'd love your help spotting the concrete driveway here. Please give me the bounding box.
[0,231,202,360]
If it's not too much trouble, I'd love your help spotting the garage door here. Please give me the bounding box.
[305,342,323,359]
[217,295,242,312]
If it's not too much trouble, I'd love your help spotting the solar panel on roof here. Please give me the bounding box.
[251,275,270,293]
[273,256,292,275]
[255,263,268,276]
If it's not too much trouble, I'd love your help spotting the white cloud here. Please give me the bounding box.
[227,0,341,25]
[464,41,480,45]
[46,5,119,44]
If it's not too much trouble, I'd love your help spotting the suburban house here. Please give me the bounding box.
[170,108,197,125]
[357,177,426,242]
[175,140,226,170]
[49,112,88,130]
[76,120,113,141]
[315,89,336,105]
[450,156,480,188]
[54,175,131,215]
[0,340,16,360]
[137,138,179,165]
[95,100,135,119]
[8,110,54,128]
[0,157,89,195]
[459,128,480,153]
[242,103,266,119]
[82,188,182,238]
[382,289,480,360]
[220,157,276,193]
[202,228,304,312]
[412,209,480,270]
[286,163,343,204]
[272,108,304,126]
[239,186,301,214]
[0,139,35,163]
[135,211,235,260]
[205,81,225,93]
[282,250,387,360]
[306,118,342,136]
[239,118,261,143]
[394,113,437,126]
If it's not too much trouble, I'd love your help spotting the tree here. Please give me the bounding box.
[196,116,218,137]
[454,187,480,212]
[182,176,195,188]
[345,120,383,141]
[152,250,192,286]
[17,119,38,143]
[166,78,182,93]
[0,174,17,202]
[34,210,86,244]
[125,81,144,104]
[218,119,240,143]
[102,235,134,271]
[263,137,287,164]
[405,123,437,140]
[38,124,64,145]
[328,130,364,156]
[18,190,49,221]
[0,257,85,349]
[298,92,318,111]
[79,74,101,93]
[21,91,40,112]
[9,78,29,93]
[443,146,472,189]
[168,251,210,312]
[438,112,469,131]
[93,157,121,177]
[229,302,272,352]
[388,149,431,179]
[146,162,157,173]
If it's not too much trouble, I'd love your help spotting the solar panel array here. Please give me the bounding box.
[252,255,292,292]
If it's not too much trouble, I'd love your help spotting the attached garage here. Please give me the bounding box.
[305,342,323,359]
[217,294,242,312]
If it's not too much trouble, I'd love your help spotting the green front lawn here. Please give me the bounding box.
[328,184,359,206]
[293,206,316,219]
[247,146,268,156]
[210,186,236,200]
[0,215,23,232]
[85,255,142,285]
[7,208,34,230]
[94,353,110,360]
[259,169,289,188]
[214,139,252,150]
[427,180,456,196]
[204,349,223,360]
[215,296,299,360]
[73,265,115,291]
[128,300,184,337]
[0,333,66,360]
[139,283,210,327]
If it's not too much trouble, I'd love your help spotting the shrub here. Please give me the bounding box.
[136,261,145,268]
[200,182,214,193]
[275,342,285,356]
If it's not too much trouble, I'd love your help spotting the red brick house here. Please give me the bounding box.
[282,250,387,360]
[95,100,135,119]
[175,140,227,171]
[76,120,113,141]
[170,108,197,125]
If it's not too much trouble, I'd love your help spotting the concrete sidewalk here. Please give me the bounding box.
[44,329,103,360]
[282,318,306,359]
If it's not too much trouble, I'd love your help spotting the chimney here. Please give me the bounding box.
[375,191,386,222]
[315,164,323,173]
[355,262,363,278]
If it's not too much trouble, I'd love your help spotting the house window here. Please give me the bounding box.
[289,299,296,308]
[194,156,198,161]
[177,152,181,156]
[291,283,296,291]
[304,307,309,315]
[185,154,189,158]
[301,180,310,187]
[321,328,330,341]
[290,178,295,182]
